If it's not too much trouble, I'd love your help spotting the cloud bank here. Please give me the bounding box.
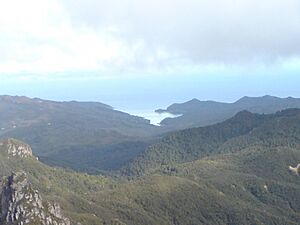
[0,0,300,77]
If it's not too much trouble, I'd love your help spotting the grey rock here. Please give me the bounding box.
[0,171,71,225]
[0,139,33,158]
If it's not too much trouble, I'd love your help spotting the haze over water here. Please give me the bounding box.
[123,110,182,126]
[1,72,300,110]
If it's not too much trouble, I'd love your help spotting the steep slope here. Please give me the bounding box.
[112,109,300,224]
[148,145,300,225]
[1,141,299,225]
[0,138,110,225]
[1,95,300,174]
[0,95,158,173]
[123,108,300,176]
[0,171,71,225]
[0,110,300,225]
[157,95,300,130]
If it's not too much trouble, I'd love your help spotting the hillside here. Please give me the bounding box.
[1,95,300,175]
[0,95,159,173]
[0,107,300,224]
[123,108,300,176]
[0,171,71,225]
[157,95,300,130]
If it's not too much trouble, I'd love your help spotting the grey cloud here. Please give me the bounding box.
[62,0,300,64]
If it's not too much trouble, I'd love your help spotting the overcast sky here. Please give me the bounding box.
[0,0,300,110]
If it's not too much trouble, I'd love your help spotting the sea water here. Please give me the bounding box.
[124,110,182,126]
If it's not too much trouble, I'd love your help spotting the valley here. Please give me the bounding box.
[1,95,300,175]
[1,1,299,224]
[0,96,299,224]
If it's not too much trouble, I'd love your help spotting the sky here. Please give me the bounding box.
[0,0,300,111]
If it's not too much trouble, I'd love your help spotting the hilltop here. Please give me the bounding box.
[157,95,300,130]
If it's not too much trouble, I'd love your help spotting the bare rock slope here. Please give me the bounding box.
[0,171,71,225]
[0,138,33,158]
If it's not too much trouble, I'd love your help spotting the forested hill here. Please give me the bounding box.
[1,95,300,175]
[0,95,159,173]
[123,108,300,176]
[157,95,300,130]
[0,96,158,149]
[1,110,300,224]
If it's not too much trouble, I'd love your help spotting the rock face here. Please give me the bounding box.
[0,171,71,225]
[0,139,33,158]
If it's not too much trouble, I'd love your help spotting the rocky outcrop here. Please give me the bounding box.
[0,171,71,225]
[0,139,33,158]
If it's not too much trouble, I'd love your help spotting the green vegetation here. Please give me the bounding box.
[1,95,300,175]
[123,109,300,176]
[0,95,158,173]
[0,101,300,224]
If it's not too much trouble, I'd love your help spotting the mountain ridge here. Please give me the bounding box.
[1,94,300,175]
[122,108,300,176]
[0,95,159,173]
[0,107,299,224]
[157,95,300,129]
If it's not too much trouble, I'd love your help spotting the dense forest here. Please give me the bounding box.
[0,106,299,224]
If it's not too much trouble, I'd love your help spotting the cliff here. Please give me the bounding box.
[0,171,71,225]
